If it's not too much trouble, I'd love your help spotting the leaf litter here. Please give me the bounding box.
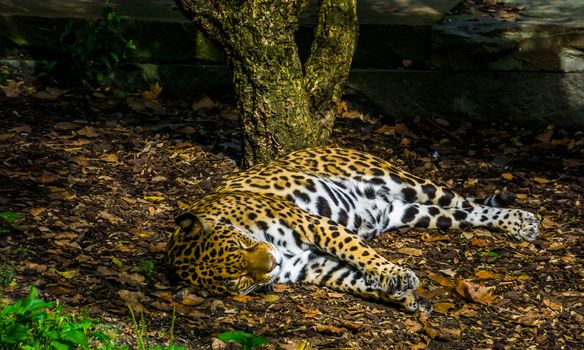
[1,69,583,349]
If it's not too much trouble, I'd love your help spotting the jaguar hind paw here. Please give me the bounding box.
[515,212,540,241]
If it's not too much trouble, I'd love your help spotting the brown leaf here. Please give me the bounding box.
[397,247,423,256]
[452,304,479,318]
[475,270,500,279]
[100,153,119,163]
[404,318,422,333]
[272,283,290,293]
[298,305,320,318]
[9,124,32,134]
[191,94,216,111]
[427,272,455,288]
[0,132,15,140]
[118,289,145,303]
[37,171,58,184]
[279,341,314,350]
[501,173,514,180]
[314,323,343,334]
[454,279,496,304]
[76,126,99,137]
[433,302,455,315]
[419,313,461,340]
[1,80,23,97]
[230,295,259,303]
[28,207,47,217]
[53,122,80,131]
[542,298,562,312]
[470,238,489,247]
[420,234,449,242]
[532,177,553,184]
[140,82,163,100]
[118,272,146,285]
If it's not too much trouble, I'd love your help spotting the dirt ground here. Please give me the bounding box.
[1,72,583,350]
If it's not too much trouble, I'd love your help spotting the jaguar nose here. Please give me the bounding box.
[270,254,277,271]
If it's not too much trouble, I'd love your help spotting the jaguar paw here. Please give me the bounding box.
[515,212,540,241]
[400,292,432,313]
[383,268,420,298]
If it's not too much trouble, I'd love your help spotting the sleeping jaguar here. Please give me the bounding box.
[167,147,540,312]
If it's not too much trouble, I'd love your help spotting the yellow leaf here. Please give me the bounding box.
[111,257,123,268]
[532,177,553,184]
[501,173,514,180]
[100,153,118,162]
[141,82,163,100]
[230,295,258,303]
[475,270,499,279]
[427,272,455,288]
[433,302,455,315]
[298,305,320,318]
[55,269,79,279]
[143,195,166,202]
[264,294,280,303]
[29,208,47,217]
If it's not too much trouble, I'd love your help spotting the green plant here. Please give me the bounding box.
[44,0,136,86]
[0,264,16,289]
[217,330,269,350]
[137,260,155,278]
[0,286,109,349]
[0,66,11,84]
[0,211,23,235]
[127,305,185,350]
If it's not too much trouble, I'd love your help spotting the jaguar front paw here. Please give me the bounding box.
[386,269,420,298]
[400,292,432,313]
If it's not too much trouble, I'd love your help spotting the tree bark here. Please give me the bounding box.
[174,0,357,167]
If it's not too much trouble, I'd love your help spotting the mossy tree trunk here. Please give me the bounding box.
[174,0,358,167]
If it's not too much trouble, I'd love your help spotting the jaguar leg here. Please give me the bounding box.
[384,200,540,241]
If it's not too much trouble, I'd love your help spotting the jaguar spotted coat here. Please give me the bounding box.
[167,147,540,312]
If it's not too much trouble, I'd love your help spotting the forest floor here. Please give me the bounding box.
[0,72,583,350]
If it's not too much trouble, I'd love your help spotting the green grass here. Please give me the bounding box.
[0,286,184,350]
[0,211,24,235]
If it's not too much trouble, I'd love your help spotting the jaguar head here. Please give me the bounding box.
[168,213,280,296]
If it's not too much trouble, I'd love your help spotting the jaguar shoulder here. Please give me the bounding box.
[168,147,540,312]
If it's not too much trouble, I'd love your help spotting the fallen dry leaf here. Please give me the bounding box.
[475,270,500,279]
[420,233,449,242]
[230,295,259,303]
[427,272,455,288]
[454,279,496,304]
[404,318,422,333]
[397,247,423,256]
[433,302,455,315]
[140,82,163,100]
[298,305,320,318]
[314,323,343,334]
[100,153,119,163]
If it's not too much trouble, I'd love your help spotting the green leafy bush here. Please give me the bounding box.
[39,0,136,86]
[0,211,23,235]
[0,286,98,349]
[217,330,269,350]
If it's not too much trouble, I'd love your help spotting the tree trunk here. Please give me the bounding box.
[174,0,357,167]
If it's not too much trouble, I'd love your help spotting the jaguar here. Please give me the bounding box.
[167,147,540,312]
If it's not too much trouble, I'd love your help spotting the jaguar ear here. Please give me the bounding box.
[175,213,206,233]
